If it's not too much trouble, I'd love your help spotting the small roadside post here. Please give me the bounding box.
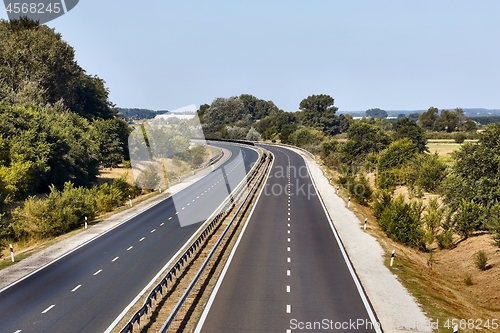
[390,249,395,267]
[10,244,14,262]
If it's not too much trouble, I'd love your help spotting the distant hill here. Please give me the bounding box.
[339,108,500,118]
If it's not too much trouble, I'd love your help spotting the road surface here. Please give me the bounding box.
[0,143,259,333]
[196,145,379,333]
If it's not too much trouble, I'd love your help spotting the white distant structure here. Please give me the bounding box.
[154,104,197,121]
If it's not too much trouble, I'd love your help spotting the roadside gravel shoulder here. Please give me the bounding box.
[0,147,232,291]
[287,146,433,333]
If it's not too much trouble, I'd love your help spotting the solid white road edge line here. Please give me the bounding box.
[104,145,263,333]
[193,151,274,333]
[294,146,383,333]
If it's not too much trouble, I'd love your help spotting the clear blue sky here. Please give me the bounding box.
[2,1,500,112]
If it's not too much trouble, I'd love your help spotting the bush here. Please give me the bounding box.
[475,250,488,271]
[11,179,138,241]
[436,231,454,249]
[12,182,97,240]
[377,195,426,249]
[464,273,474,286]
[454,199,485,239]
[453,132,467,143]
[413,153,448,193]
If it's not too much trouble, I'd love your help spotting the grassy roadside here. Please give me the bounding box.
[324,165,500,333]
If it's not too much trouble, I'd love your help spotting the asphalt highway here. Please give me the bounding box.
[197,145,378,333]
[0,143,258,333]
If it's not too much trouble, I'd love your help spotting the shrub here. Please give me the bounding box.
[12,183,97,240]
[475,250,488,271]
[377,195,426,249]
[453,132,467,143]
[436,231,454,249]
[454,199,485,239]
[464,273,474,286]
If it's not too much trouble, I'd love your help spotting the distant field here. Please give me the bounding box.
[426,139,477,165]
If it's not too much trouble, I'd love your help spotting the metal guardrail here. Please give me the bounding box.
[118,148,269,333]
[158,151,272,332]
[203,152,223,167]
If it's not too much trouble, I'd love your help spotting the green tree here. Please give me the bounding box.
[377,138,418,189]
[377,195,425,248]
[412,153,448,193]
[296,94,340,135]
[392,118,428,153]
[365,108,388,119]
[90,119,130,168]
[342,121,392,163]
[453,199,485,239]
[434,109,460,132]
[0,18,114,119]
[288,127,324,148]
[418,107,439,130]
[444,124,500,208]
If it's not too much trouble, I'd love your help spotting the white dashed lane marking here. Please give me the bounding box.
[287,269,291,276]
[71,285,81,292]
[93,269,102,276]
[287,285,291,292]
[151,229,156,233]
[41,305,55,314]
[160,223,164,226]
[168,217,172,220]
[286,304,291,313]
[127,246,133,251]
[139,237,145,242]
[112,257,119,262]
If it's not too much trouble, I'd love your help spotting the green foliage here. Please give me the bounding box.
[365,108,388,119]
[453,199,485,239]
[378,138,418,171]
[444,124,500,208]
[189,144,207,167]
[12,182,96,240]
[482,201,500,247]
[90,119,130,168]
[464,273,474,286]
[452,132,466,143]
[245,127,261,141]
[137,166,161,190]
[11,179,136,241]
[376,138,418,190]
[422,198,446,245]
[343,174,372,206]
[288,127,324,148]
[342,121,392,164]
[0,18,114,119]
[411,153,448,193]
[475,250,488,271]
[376,195,425,248]
[418,107,439,130]
[296,94,341,135]
[321,139,339,161]
[392,118,428,153]
[436,231,454,249]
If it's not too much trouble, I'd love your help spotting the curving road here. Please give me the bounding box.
[196,145,379,333]
[0,143,259,333]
